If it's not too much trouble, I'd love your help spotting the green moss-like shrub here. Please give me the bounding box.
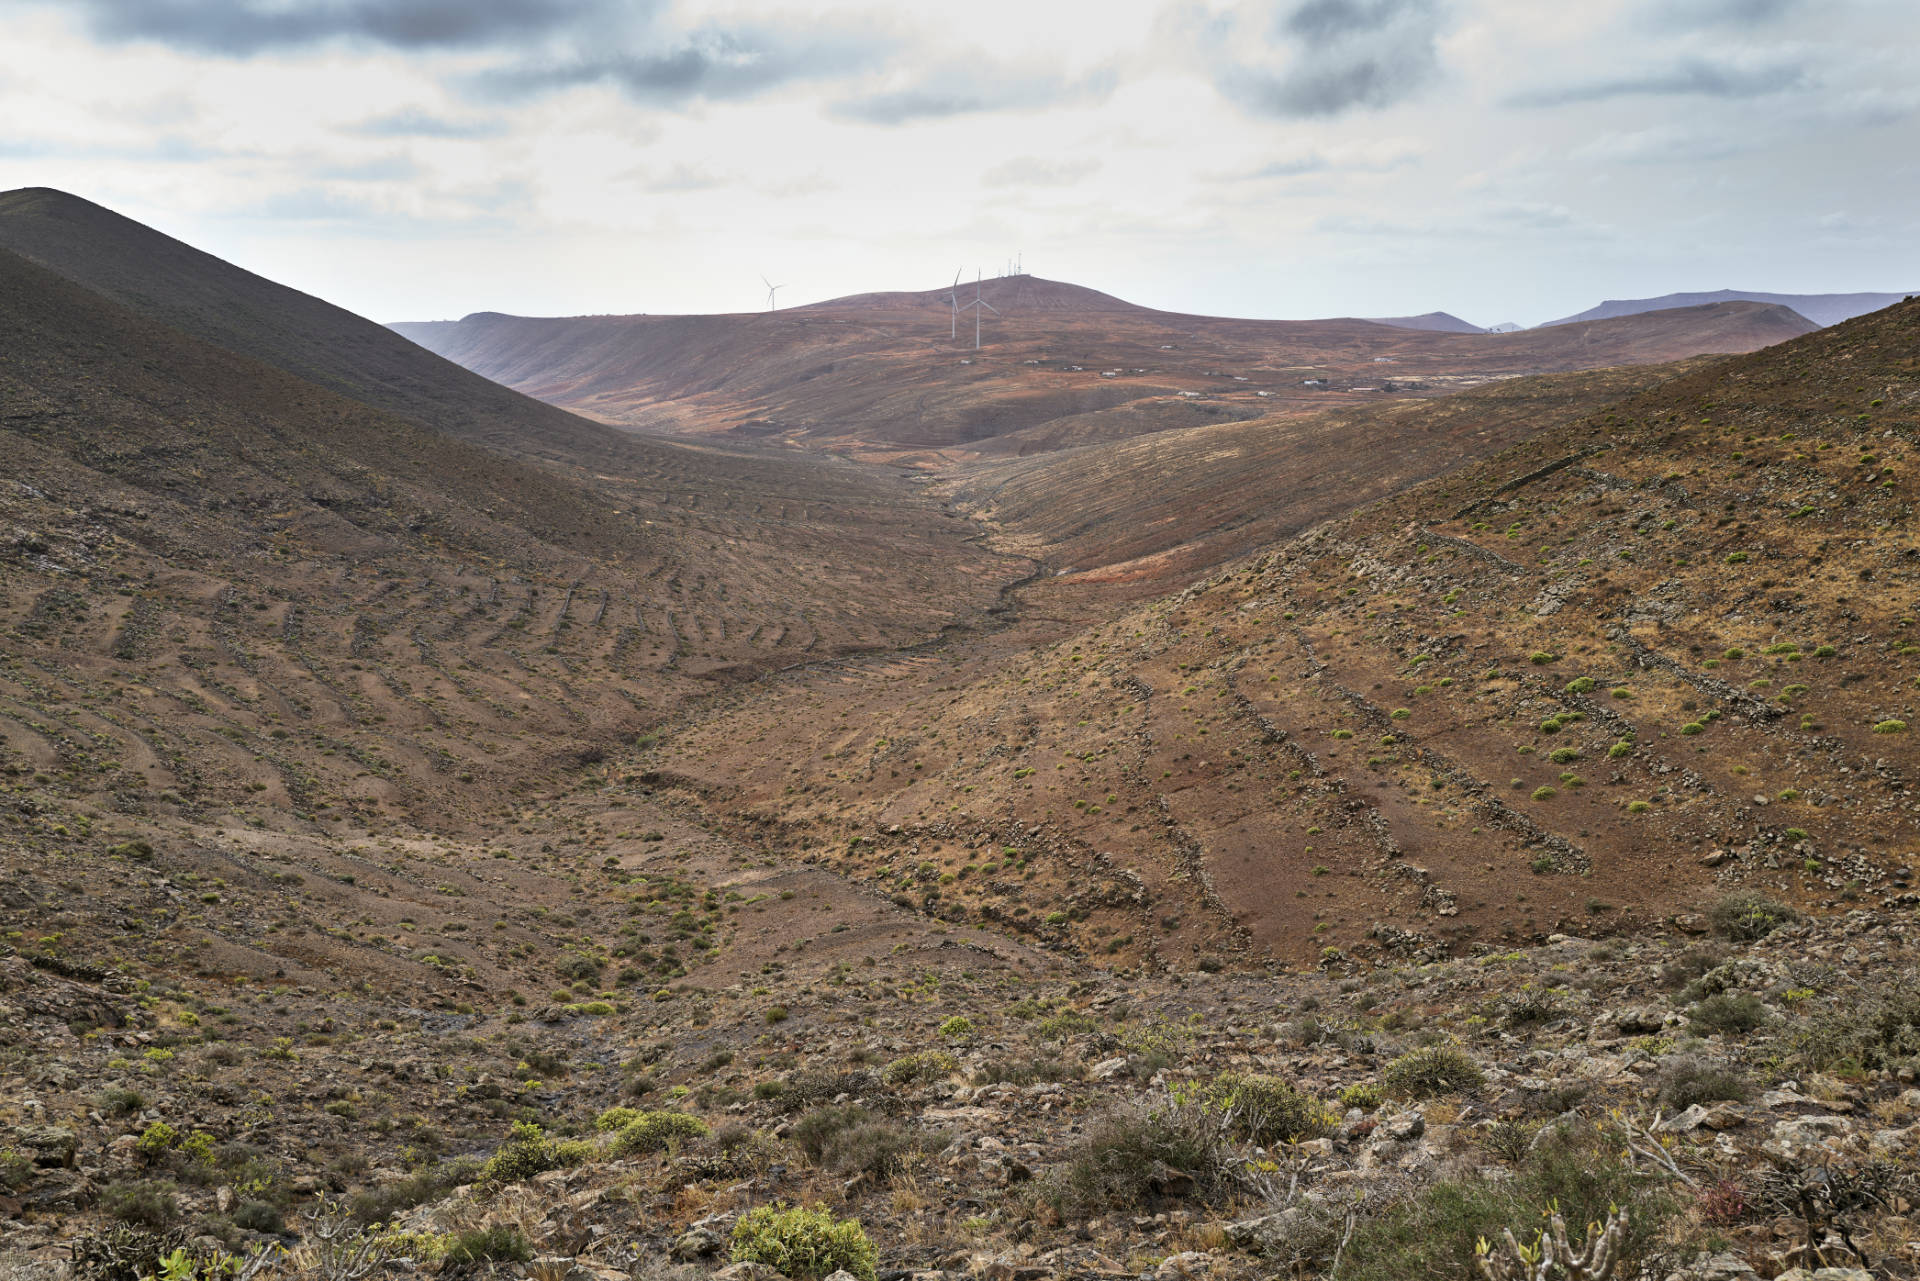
[1382,1045,1484,1099]
[882,1049,958,1085]
[611,1110,709,1156]
[731,1204,877,1281]
[1202,1072,1335,1145]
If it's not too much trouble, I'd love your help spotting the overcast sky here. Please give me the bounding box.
[4,0,1917,326]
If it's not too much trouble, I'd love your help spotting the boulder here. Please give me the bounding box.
[8,1125,75,1168]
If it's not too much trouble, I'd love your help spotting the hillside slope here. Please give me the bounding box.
[0,239,1025,836]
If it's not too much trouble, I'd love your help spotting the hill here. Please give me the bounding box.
[0,227,1027,835]
[1545,287,1916,330]
[0,187,644,466]
[1365,310,1486,334]
[393,283,1813,460]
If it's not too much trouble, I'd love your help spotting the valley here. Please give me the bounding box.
[2,188,1917,1281]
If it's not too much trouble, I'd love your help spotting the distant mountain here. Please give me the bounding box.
[799,274,1143,314]
[1543,288,1915,330]
[1365,311,1485,334]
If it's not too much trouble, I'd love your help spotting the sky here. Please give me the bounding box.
[3,0,1917,327]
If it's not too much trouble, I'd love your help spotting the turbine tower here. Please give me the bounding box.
[944,268,961,340]
[959,269,999,350]
[761,274,784,312]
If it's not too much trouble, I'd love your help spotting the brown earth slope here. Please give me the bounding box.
[648,299,1919,969]
[392,278,1814,460]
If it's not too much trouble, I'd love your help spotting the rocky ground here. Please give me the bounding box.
[5,859,1920,1279]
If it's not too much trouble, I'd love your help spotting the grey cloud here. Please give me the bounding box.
[348,109,506,140]
[1653,0,1803,27]
[480,26,890,106]
[69,0,609,56]
[832,64,1117,125]
[1508,56,1809,107]
[1208,0,1444,118]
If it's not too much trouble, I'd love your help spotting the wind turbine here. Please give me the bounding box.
[959,268,998,350]
[760,275,784,312]
[943,268,961,340]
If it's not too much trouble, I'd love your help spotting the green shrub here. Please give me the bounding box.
[1529,652,1558,665]
[1382,1045,1483,1099]
[0,1147,31,1190]
[791,1106,910,1182]
[1708,893,1797,941]
[595,1106,643,1132]
[611,1110,709,1156]
[1564,677,1595,694]
[882,1049,957,1086]
[731,1204,876,1281]
[1339,1082,1383,1111]
[135,1121,177,1161]
[1689,994,1768,1036]
[1679,721,1705,736]
[98,1087,147,1116]
[938,1016,974,1042]
[1202,1073,1335,1145]
[1874,719,1908,734]
[444,1225,532,1265]
[101,1179,179,1228]
[477,1122,593,1188]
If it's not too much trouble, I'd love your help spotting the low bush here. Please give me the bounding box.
[1708,893,1797,941]
[1032,1100,1231,1217]
[444,1225,533,1265]
[1381,1045,1484,1099]
[973,1055,1084,1086]
[1656,1057,1751,1111]
[731,1204,877,1281]
[1689,993,1769,1037]
[1334,1124,1673,1281]
[231,1200,286,1234]
[1796,986,1920,1072]
[101,1179,179,1229]
[790,1106,911,1183]
[347,1157,481,1223]
[881,1050,957,1086]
